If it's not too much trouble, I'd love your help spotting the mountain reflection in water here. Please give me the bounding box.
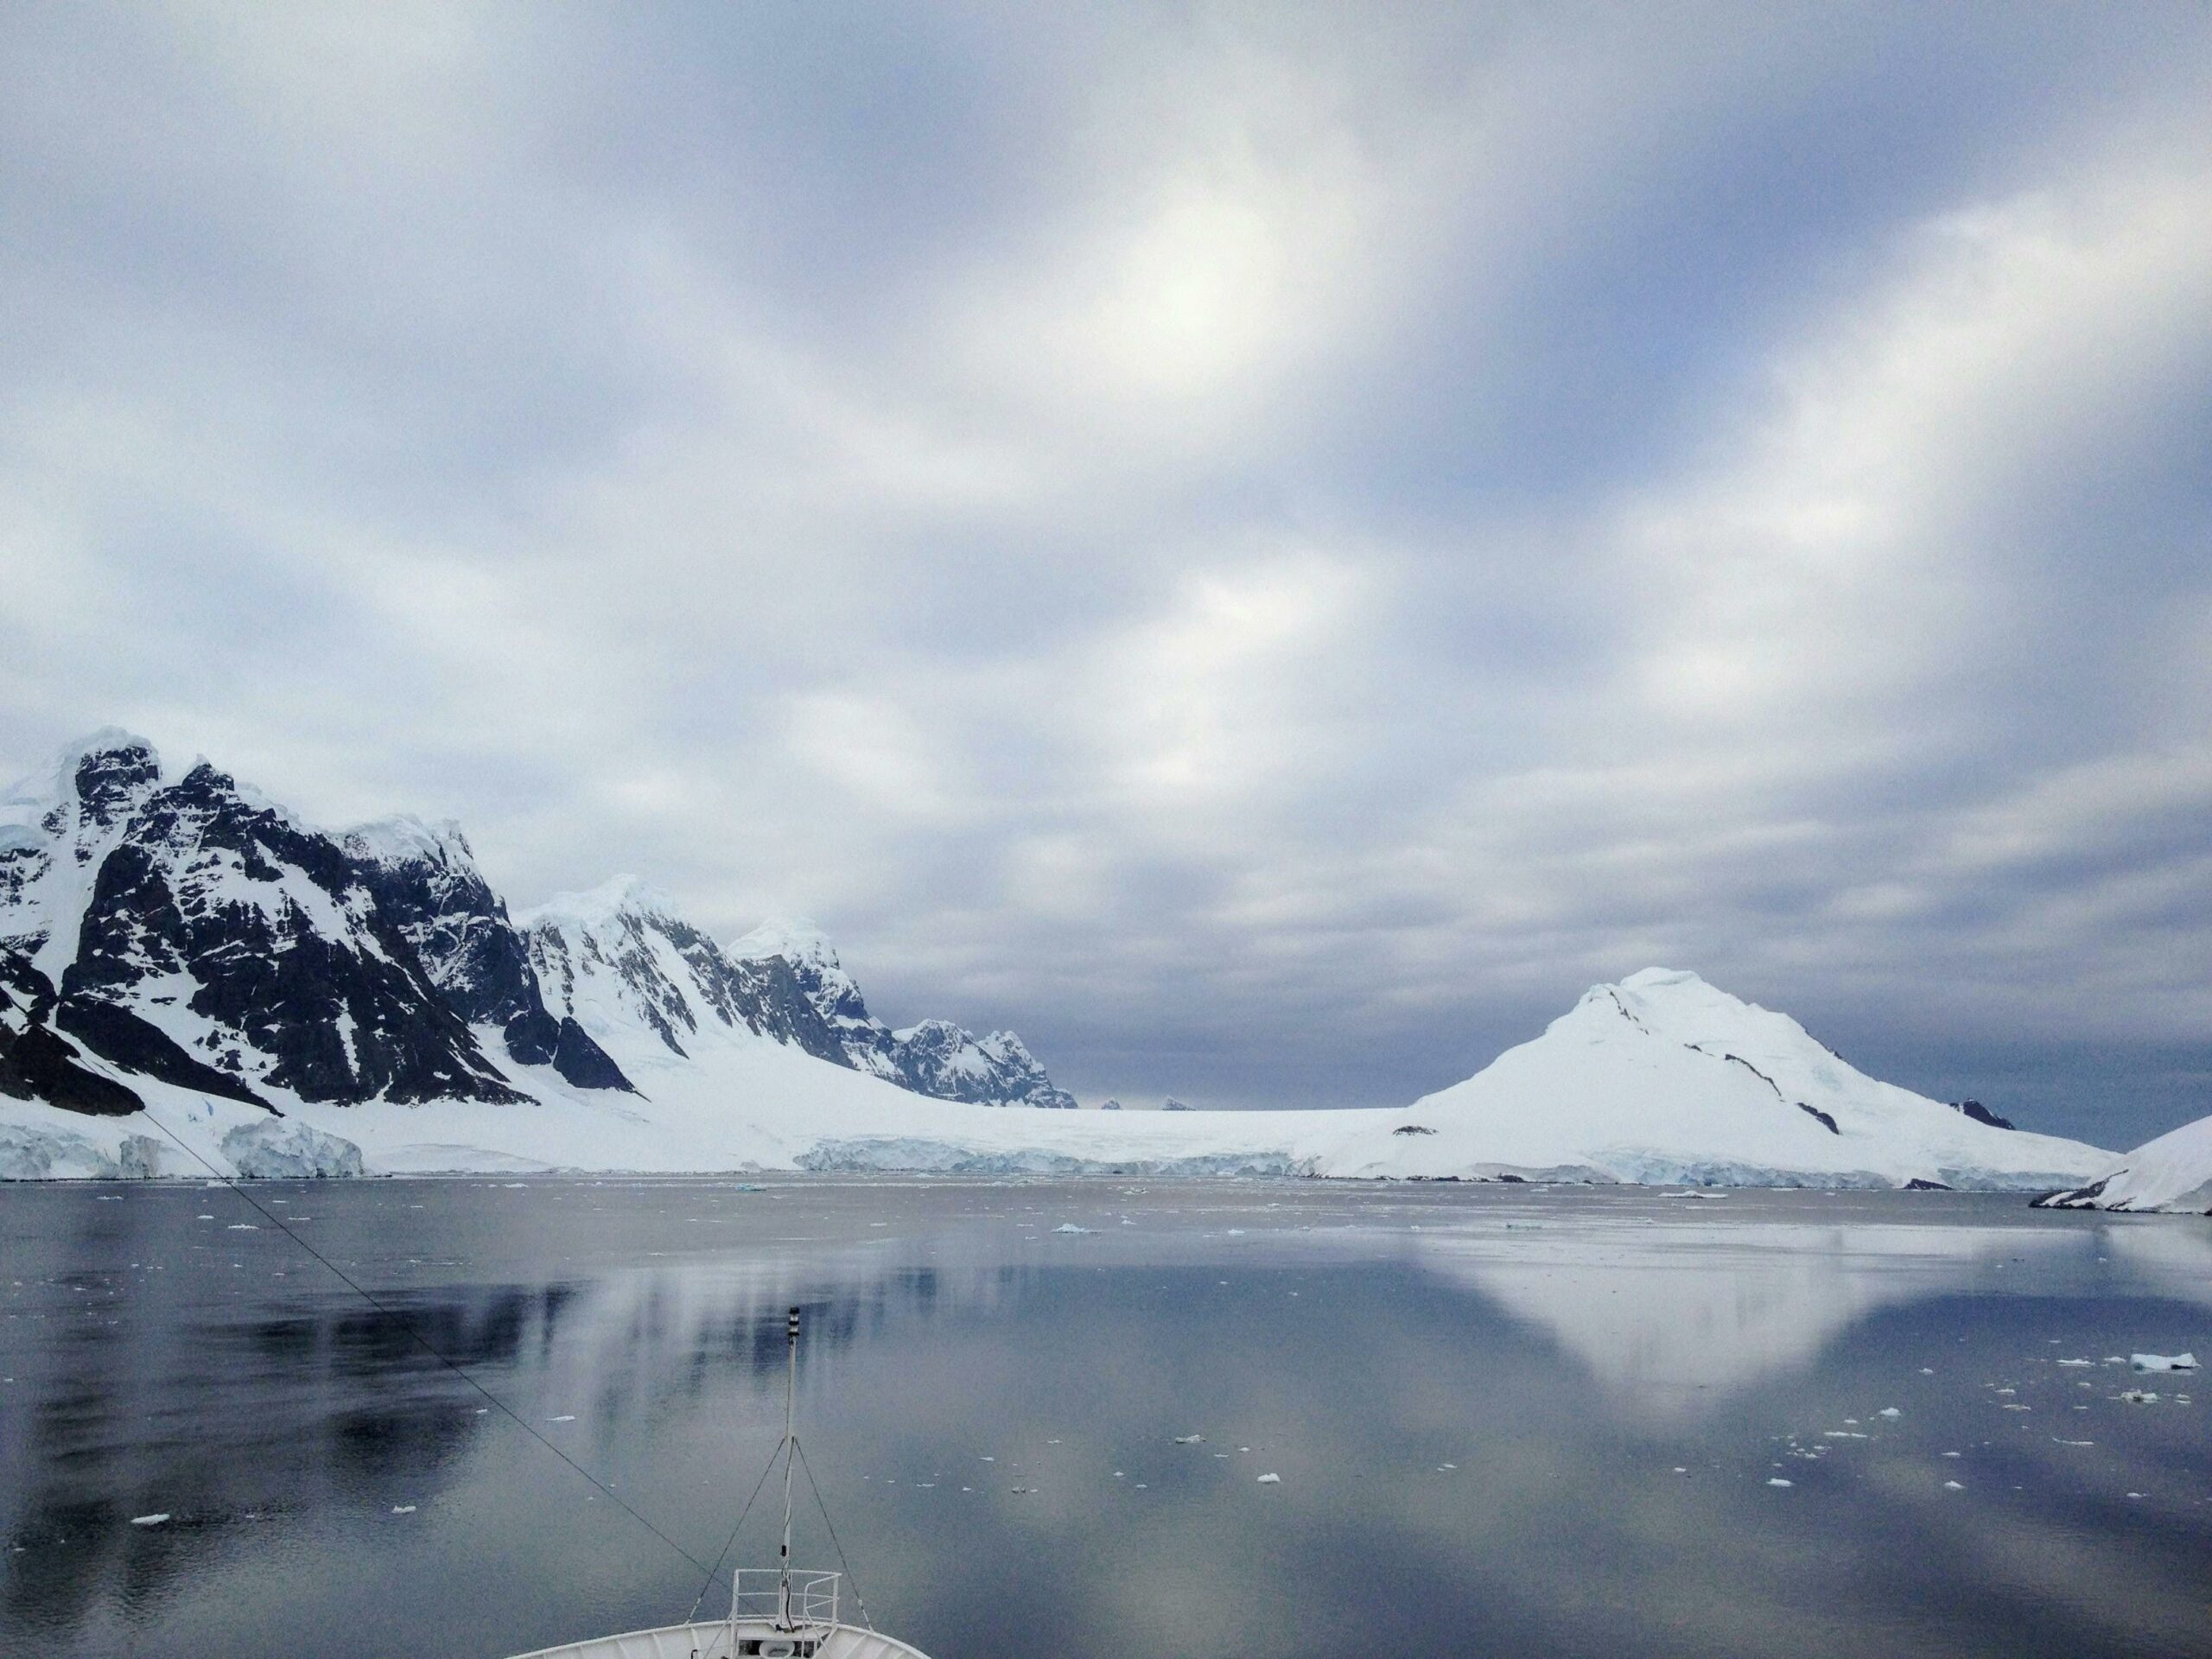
[2,1179,2208,1659]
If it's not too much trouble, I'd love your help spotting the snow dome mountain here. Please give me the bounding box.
[1321,969,2109,1190]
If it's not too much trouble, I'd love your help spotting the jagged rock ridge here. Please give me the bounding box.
[730,918,1077,1108]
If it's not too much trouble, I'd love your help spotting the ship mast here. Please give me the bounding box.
[778,1305,799,1630]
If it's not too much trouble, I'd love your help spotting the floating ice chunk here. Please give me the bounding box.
[2052,1438,2094,1446]
[391,1505,416,1515]
[1942,1481,1963,1491]
[2120,1390,2158,1405]
[1765,1478,1793,1488]
[545,1414,576,1422]
[1878,1408,1901,1419]
[1942,1452,1961,1459]
[1173,1434,1205,1445]
[130,1513,170,1527]
[2056,1359,2094,1368]
[1256,1472,1281,1484]
[2130,1353,2197,1372]
[1052,1224,1093,1236]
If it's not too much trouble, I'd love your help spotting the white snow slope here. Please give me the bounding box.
[1322,969,2110,1191]
[1,950,2116,1188]
[2035,1112,2212,1215]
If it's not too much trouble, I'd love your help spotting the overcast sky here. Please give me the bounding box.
[4,3,2209,1144]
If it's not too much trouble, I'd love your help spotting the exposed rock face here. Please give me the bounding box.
[346,817,632,1092]
[1,734,540,1113]
[729,918,1078,1109]
[1162,1097,1193,1111]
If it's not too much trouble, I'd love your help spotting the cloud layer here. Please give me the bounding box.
[5,3,2209,1142]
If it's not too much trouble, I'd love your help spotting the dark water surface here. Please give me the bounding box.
[3,1179,2209,1659]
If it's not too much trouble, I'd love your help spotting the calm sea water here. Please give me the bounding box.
[2,1178,2208,1659]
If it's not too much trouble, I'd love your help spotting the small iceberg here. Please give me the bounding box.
[130,1513,171,1527]
[2130,1352,2197,1372]
[1255,1472,1281,1484]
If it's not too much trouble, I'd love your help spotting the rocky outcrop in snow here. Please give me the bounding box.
[2034,1113,2212,1214]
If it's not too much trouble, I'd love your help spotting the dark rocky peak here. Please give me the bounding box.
[728,914,1077,1109]
[346,817,632,1093]
[64,730,162,836]
[729,917,879,1036]
[891,1020,1074,1108]
[55,761,524,1108]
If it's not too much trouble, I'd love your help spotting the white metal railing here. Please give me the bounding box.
[728,1569,842,1628]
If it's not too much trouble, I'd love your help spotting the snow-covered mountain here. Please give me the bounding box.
[3,732,528,1114]
[2035,1114,2212,1214]
[1320,969,2109,1191]
[730,918,1077,1109]
[521,879,848,1066]
[0,731,1078,1153]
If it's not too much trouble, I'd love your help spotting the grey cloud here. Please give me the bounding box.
[3,2,2209,1147]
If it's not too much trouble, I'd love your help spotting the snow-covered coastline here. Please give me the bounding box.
[1,732,2124,1190]
[2,966,2116,1191]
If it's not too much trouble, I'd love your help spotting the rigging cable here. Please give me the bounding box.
[135,1111,719,1586]
[795,1436,874,1632]
[685,1440,785,1624]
